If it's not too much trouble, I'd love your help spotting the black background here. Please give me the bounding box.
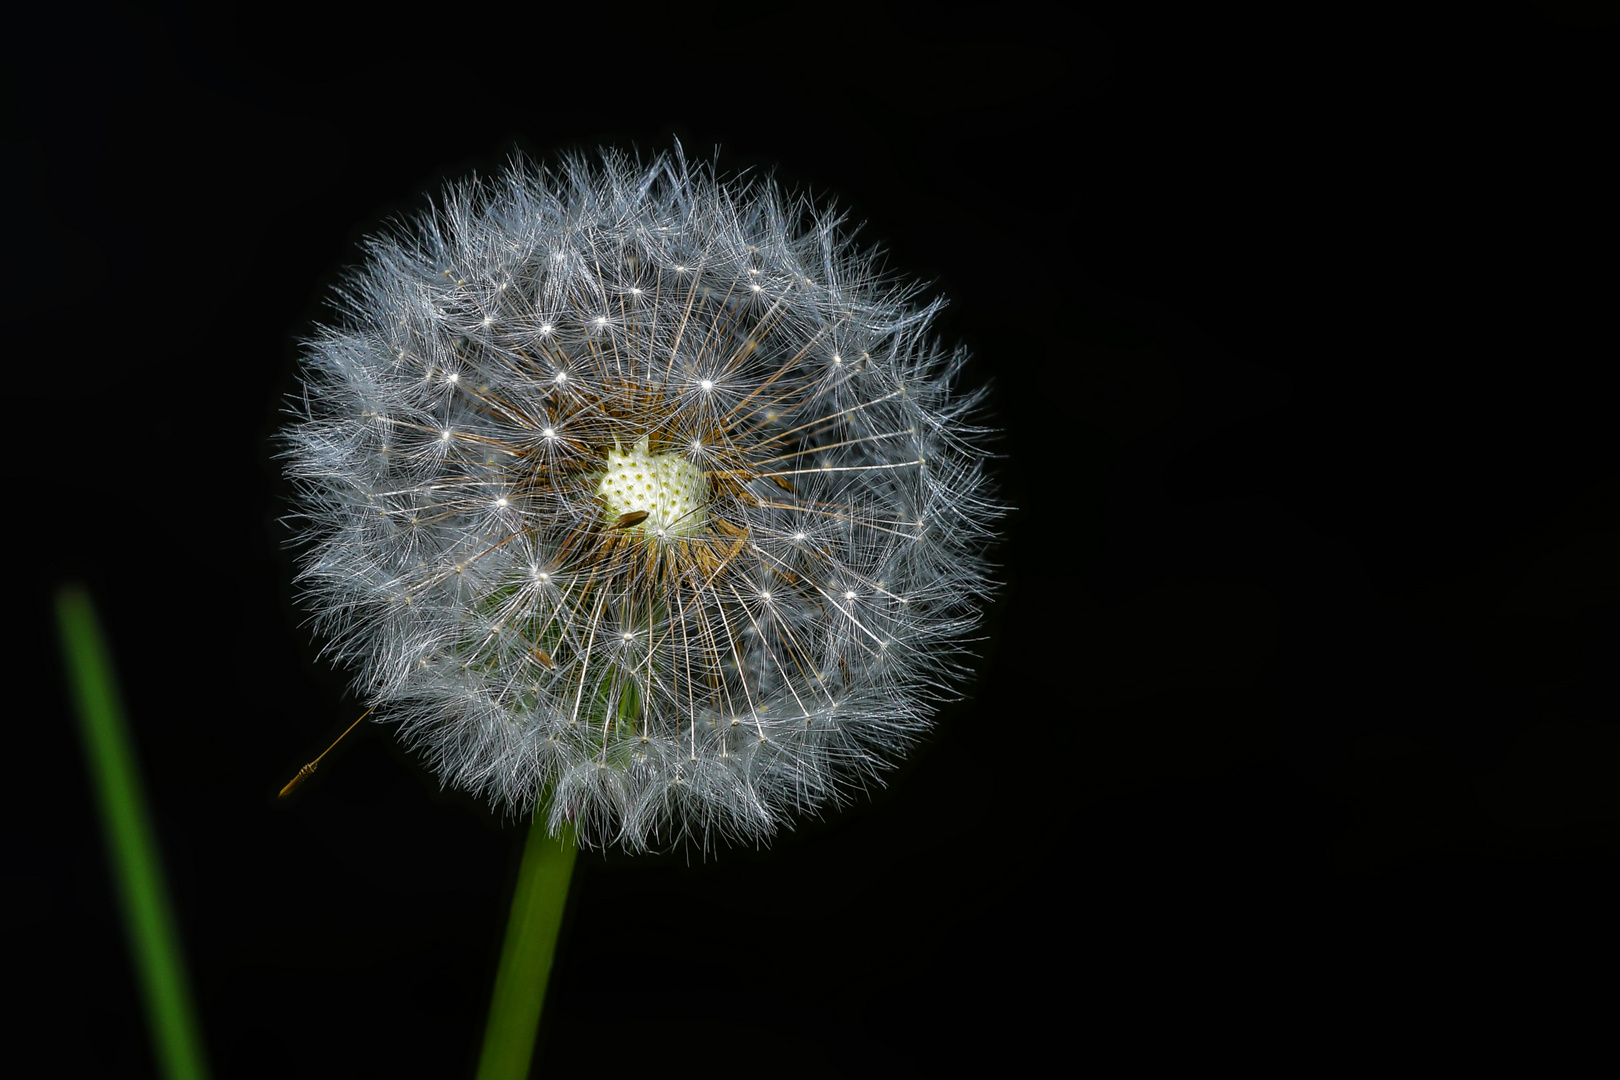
[11,4,1615,1076]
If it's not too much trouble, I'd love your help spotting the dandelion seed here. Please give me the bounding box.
[278,144,1000,851]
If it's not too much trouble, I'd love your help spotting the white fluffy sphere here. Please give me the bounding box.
[280,145,999,851]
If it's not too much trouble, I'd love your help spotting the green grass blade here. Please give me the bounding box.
[476,813,577,1080]
[55,585,211,1080]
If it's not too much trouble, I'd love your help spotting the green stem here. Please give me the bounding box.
[55,586,211,1080]
[476,809,578,1080]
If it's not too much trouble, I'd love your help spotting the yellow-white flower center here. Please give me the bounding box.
[597,435,708,536]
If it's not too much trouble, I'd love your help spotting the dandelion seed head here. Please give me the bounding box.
[278,143,1000,852]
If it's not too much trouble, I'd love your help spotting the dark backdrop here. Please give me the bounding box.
[12,5,1614,1076]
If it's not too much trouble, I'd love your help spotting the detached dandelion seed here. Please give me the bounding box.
[279,144,1000,851]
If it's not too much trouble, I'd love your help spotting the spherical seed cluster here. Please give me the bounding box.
[279,145,999,851]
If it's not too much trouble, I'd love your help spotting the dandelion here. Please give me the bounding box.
[279,144,999,851]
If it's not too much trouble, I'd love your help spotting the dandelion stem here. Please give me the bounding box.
[55,585,211,1080]
[476,811,577,1080]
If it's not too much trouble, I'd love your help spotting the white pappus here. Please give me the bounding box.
[278,144,1000,851]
